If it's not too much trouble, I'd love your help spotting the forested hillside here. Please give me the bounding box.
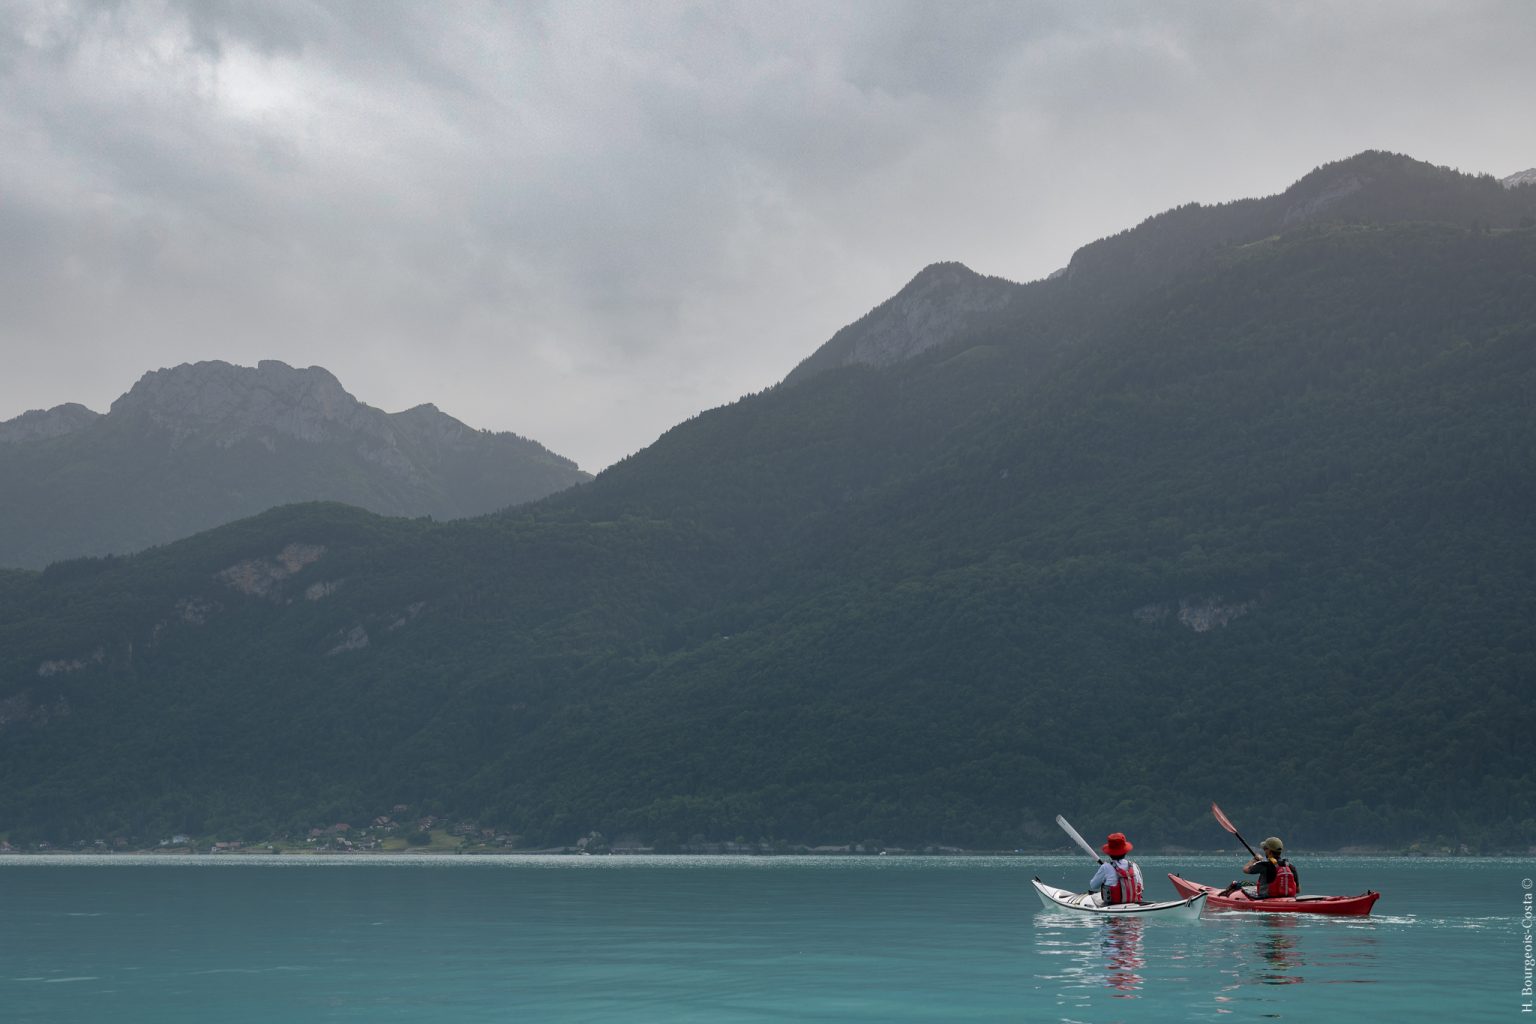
[1,153,1532,852]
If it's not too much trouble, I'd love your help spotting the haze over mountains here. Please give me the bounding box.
[790,154,1536,383]
[0,360,590,569]
[0,151,1532,853]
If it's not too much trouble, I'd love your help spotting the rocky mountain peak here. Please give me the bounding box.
[390,403,492,451]
[0,403,100,445]
[0,359,590,567]
[109,360,376,445]
[853,262,1018,365]
[1504,168,1536,189]
[783,262,1021,385]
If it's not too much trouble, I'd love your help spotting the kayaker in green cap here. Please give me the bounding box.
[1219,836,1301,899]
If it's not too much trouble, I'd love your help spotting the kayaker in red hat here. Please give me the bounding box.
[1087,832,1144,905]
[1219,836,1302,899]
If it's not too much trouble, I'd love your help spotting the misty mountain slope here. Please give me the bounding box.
[497,219,1534,846]
[0,155,1532,851]
[1058,149,1536,305]
[0,360,590,568]
[778,151,1536,393]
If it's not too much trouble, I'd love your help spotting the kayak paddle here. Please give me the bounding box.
[1055,814,1104,864]
[1210,801,1260,860]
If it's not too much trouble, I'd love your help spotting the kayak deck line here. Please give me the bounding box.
[1031,877,1207,921]
[1167,873,1380,916]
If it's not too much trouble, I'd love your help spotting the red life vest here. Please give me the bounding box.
[1104,859,1143,904]
[1267,858,1298,897]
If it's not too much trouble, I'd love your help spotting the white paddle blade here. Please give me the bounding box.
[1055,814,1104,863]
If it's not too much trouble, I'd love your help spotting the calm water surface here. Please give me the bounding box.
[0,854,1524,1021]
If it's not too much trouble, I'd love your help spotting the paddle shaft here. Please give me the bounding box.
[1055,814,1104,864]
[1211,802,1261,860]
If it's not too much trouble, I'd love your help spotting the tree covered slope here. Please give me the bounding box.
[1,153,1532,851]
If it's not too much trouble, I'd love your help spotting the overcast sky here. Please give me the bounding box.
[2,1,1532,471]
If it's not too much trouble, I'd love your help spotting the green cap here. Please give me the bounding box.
[1260,836,1283,853]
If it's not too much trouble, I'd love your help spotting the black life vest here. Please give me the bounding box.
[1104,858,1143,904]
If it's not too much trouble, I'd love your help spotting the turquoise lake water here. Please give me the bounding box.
[0,853,1526,1021]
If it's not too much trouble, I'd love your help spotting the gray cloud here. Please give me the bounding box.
[2,0,1533,470]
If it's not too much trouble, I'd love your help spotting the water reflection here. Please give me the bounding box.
[1032,911,1148,1002]
[1100,918,1146,995]
[1210,918,1309,1011]
[1208,913,1384,1008]
[1254,917,1304,985]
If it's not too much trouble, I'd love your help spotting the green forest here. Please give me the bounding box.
[1,153,1533,853]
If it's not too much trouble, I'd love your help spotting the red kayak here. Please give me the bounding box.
[1168,873,1380,916]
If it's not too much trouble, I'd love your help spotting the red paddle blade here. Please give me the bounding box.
[1211,802,1240,834]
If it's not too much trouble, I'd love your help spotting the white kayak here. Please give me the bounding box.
[1031,877,1207,921]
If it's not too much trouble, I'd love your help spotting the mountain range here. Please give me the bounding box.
[0,360,590,568]
[0,151,1532,853]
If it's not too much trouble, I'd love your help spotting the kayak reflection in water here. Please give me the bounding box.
[1101,917,1146,995]
[1255,918,1304,985]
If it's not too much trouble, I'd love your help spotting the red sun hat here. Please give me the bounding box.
[1101,832,1133,856]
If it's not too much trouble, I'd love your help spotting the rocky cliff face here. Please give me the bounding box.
[109,360,373,446]
[782,262,1022,385]
[107,361,526,458]
[841,263,1020,369]
[0,403,100,444]
[102,360,570,488]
